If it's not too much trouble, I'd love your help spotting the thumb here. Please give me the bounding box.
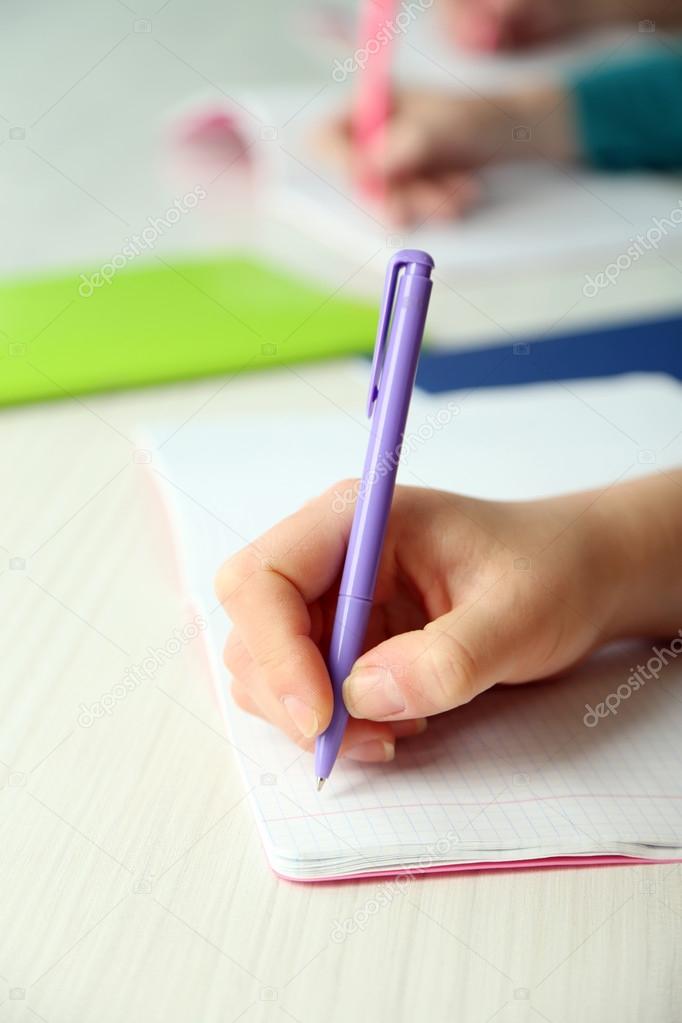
[343,608,497,721]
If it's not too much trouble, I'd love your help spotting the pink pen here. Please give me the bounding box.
[353,0,396,199]
[314,250,434,789]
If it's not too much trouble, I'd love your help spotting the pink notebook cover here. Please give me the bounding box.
[275,855,677,885]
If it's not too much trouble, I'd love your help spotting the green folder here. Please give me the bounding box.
[0,256,377,407]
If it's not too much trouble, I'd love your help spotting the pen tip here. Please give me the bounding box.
[316,777,326,792]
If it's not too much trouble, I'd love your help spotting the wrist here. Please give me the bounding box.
[585,473,682,641]
[581,491,636,644]
[496,85,580,163]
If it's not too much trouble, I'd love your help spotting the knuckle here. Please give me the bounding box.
[214,547,261,607]
[223,643,235,674]
[257,638,308,676]
[230,680,250,712]
[223,636,246,676]
[334,476,359,493]
[325,477,360,512]
[423,624,479,708]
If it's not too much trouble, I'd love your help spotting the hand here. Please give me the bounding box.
[314,90,486,227]
[314,86,574,227]
[215,481,624,763]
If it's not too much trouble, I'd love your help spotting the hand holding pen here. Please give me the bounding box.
[216,458,672,779]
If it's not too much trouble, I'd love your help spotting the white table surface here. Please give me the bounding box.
[2,364,681,1023]
[2,2,681,1020]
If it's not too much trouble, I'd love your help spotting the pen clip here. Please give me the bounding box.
[366,249,433,418]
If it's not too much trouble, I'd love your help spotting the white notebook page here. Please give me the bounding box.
[145,373,682,879]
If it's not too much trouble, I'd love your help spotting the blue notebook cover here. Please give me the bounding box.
[417,313,682,393]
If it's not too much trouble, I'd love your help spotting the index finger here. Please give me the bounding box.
[214,480,358,736]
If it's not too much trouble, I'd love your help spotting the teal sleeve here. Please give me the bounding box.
[571,48,682,171]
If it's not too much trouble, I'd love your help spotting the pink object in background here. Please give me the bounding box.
[173,107,254,171]
[353,0,396,200]
[167,104,261,245]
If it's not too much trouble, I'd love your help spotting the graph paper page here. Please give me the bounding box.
[145,373,682,879]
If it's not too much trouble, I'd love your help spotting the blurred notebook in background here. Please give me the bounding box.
[0,257,376,407]
[145,372,682,880]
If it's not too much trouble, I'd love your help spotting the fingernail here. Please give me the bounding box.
[282,696,319,738]
[345,739,395,763]
[343,666,406,719]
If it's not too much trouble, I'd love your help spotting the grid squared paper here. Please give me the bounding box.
[144,373,682,879]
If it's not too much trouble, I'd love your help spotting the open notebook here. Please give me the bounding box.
[145,372,682,880]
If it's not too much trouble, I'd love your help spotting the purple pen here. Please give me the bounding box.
[314,250,434,789]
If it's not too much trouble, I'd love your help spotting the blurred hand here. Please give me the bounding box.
[438,0,682,51]
[314,86,572,227]
[215,482,620,764]
[315,90,493,226]
[439,0,590,52]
